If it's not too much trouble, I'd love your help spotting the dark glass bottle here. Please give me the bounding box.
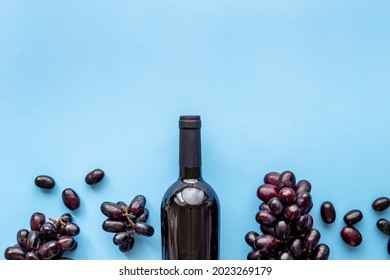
[161,115,220,260]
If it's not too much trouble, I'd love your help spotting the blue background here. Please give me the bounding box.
[1,0,389,260]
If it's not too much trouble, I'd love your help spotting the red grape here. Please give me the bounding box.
[263,172,280,186]
[257,184,279,202]
[255,210,277,226]
[279,187,297,204]
[85,168,105,185]
[294,179,311,194]
[4,245,26,260]
[62,188,80,210]
[296,192,312,214]
[376,219,390,235]
[320,201,336,224]
[16,229,29,250]
[30,212,46,231]
[343,209,363,225]
[340,226,362,247]
[268,197,283,216]
[275,220,290,240]
[119,237,135,252]
[283,204,301,221]
[310,243,330,260]
[134,222,154,237]
[101,202,124,220]
[113,231,132,246]
[37,240,60,260]
[245,231,259,248]
[304,229,321,252]
[278,171,296,189]
[102,219,127,233]
[372,197,390,212]
[34,175,55,189]
[254,234,276,252]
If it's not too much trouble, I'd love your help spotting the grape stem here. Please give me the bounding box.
[121,206,135,228]
[49,217,66,228]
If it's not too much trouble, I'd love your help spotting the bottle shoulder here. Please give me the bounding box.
[161,178,219,207]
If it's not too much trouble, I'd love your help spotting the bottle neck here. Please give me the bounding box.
[179,126,202,179]
[179,167,202,179]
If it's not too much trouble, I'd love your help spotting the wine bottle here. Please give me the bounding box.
[161,115,220,260]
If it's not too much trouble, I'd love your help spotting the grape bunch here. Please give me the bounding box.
[101,195,154,252]
[245,171,330,260]
[4,212,79,260]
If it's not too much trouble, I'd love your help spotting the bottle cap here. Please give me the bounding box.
[179,115,201,129]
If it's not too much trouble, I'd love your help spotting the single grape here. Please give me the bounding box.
[128,195,146,216]
[294,179,311,195]
[263,172,280,186]
[306,214,314,230]
[256,184,279,202]
[255,210,277,226]
[30,212,46,231]
[4,245,26,260]
[278,250,294,260]
[296,191,312,214]
[57,236,76,251]
[102,219,127,233]
[292,214,308,234]
[59,213,73,224]
[279,187,297,205]
[113,231,132,246]
[275,220,290,240]
[259,202,271,212]
[247,250,268,260]
[62,188,80,210]
[254,234,276,252]
[37,240,61,260]
[16,229,29,250]
[26,230,43,251]
[320,201,336,224]
[303,229,321,252]
[245,231,259,248]
[25,251,40,260]
[40,222,58,240]
[101,202,124,220]
[260,224,276,236]
[278,171,296,189]
[376,218,390,235]
[34,175,55,189]
[119,237,135,252]
[63,223,80,236]
[372,197,390,212]
[268,197,283,216]
[340,226,362,247]
[343,209,363,225]
[117,201,128,207]
[310,243,330,260]
[135,208,149,223]
[134,222,154,237]
[283,204,301,221]
[289,238,303,259]
[85,168,105,185]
